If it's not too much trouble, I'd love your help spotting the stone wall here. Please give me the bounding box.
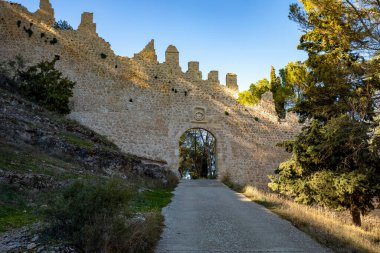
[0,0,302,189]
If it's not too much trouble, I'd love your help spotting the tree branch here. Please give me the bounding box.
[345,0,380,43]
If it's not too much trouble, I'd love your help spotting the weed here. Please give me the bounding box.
[0,205,37,232]
[131,188,173,212]
[50,38,58,44]
[0,184,38,232]
[23,26,33,37]
[61,132,96,149]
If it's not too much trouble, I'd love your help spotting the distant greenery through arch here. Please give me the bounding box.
[179,128,216,179]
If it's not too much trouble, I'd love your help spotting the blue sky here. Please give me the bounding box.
[16,0,306,91]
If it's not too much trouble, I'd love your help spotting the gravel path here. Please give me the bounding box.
[155,180,331,253]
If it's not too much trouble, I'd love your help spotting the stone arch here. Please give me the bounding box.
[171,124,228,179]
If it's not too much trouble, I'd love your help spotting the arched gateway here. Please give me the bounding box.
[178,128,217,179]
[0,0,302,189]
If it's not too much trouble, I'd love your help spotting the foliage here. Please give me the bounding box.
[44,179,128,252]
[131,188,174,212]
[23,26,33,37]
[50,38,58,44]
[53,20,73,30]
[0,184,37,232]
[17,59,75,114]
[270,0,380,226]
[43,178,168,253]
[237,65,305,119]
[236,90,257,105]
[237,78,270,106]
[270,116,380,223]
[61,132,96,149]
[178,129,216,179]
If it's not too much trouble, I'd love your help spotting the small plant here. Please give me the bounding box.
[129,98,133,102]
[40,32,45,38]
[254,117,259,122]
[50,38,58,44]
[224,111,230,116]
[23,26,33,37]
[100,53,107,59]
[16,20,21,27]
[53,20,73,30]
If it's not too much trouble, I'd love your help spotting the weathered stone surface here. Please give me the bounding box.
[0,169,55,190]
[0,89,174,186]
[0,0,303,189]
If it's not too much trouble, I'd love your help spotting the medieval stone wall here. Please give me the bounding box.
[0,0,302,188]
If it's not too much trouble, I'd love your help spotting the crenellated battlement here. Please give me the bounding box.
[78,12,97,34]
[134,39,158,63]
[2,0,239,91]
[186,61,202,80]
[208,71,219,83]
[34,0,54,26]
[0,0,301,189]
[226,73,238,91]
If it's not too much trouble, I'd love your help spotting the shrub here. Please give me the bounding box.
[50,38,58,44]
[53,20,73,30]
[100,53,107,59]
[17,59,75,114]
[23,26,33,37]
[43,178,134,252]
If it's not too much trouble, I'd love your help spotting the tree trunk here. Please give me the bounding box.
[350,206,361,227]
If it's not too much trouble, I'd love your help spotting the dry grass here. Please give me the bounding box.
[242,186,380,253]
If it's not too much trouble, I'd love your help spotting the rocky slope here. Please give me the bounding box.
[0,87,177,252]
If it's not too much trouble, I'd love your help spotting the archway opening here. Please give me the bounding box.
[178,128,216,179]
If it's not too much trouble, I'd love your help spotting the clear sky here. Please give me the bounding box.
[16,0,306,91]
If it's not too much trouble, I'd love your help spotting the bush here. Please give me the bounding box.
[17,59,75,114]
[43,178,137,252]
[53,20,73,30]
[43,178,166,252]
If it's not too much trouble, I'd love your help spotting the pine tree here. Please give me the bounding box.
[269,0,380,226]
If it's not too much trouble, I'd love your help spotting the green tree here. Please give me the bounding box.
[237,78,270,106]
[53,20,73,30]
[279,61,309,112]
[269,0,380,226]
[271,66,290,119]
[178,129,216,179]
[238,66,304,119]
[18,59,75,114]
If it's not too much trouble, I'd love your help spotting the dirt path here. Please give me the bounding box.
[156,180,330,253]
